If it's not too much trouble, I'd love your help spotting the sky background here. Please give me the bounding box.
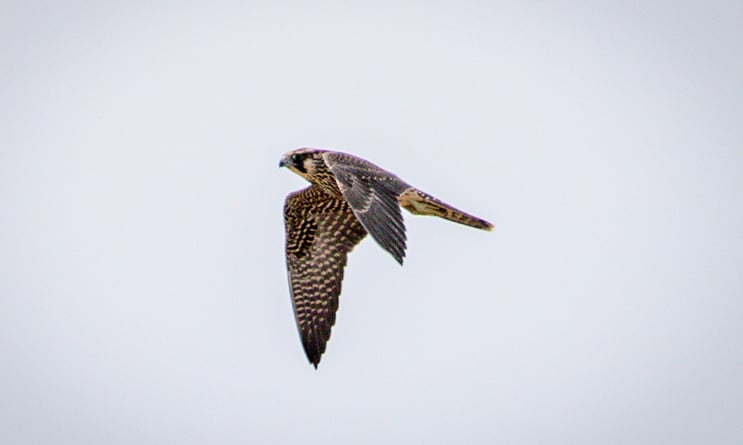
[1,1,742,444]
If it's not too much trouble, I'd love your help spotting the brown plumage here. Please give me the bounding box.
[280,148,493,368]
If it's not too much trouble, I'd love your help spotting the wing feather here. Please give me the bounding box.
[284,185,367,368]
[322,152,410,264]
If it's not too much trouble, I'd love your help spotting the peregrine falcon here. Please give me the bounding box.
[280,148,493,368]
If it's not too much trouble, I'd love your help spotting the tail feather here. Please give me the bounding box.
[398,188,493,231]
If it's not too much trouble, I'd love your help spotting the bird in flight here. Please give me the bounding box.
[280,148,493,368]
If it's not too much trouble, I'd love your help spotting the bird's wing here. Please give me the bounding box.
[284,185,367,368]
[322,152,409,264]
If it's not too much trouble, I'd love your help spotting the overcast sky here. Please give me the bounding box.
[1,1,742,444]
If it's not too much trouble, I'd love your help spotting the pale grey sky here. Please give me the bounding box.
[1,1,742,444]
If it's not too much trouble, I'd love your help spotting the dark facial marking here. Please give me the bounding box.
[291,153,307,173]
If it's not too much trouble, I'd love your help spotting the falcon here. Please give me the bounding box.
[280,148,493,367]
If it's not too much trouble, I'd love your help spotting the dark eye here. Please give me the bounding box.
[291,154,303,163]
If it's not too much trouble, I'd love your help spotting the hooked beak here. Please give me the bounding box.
[278,157,288,168]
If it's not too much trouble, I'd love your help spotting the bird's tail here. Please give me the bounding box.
[398,188,493,231]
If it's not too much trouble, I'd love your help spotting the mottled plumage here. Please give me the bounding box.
[280,148,493,368]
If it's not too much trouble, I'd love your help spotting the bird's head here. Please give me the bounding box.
[279,148,327,181]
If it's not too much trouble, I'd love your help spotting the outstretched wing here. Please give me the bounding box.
[322,152,410,264]
[284,185,367,368]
